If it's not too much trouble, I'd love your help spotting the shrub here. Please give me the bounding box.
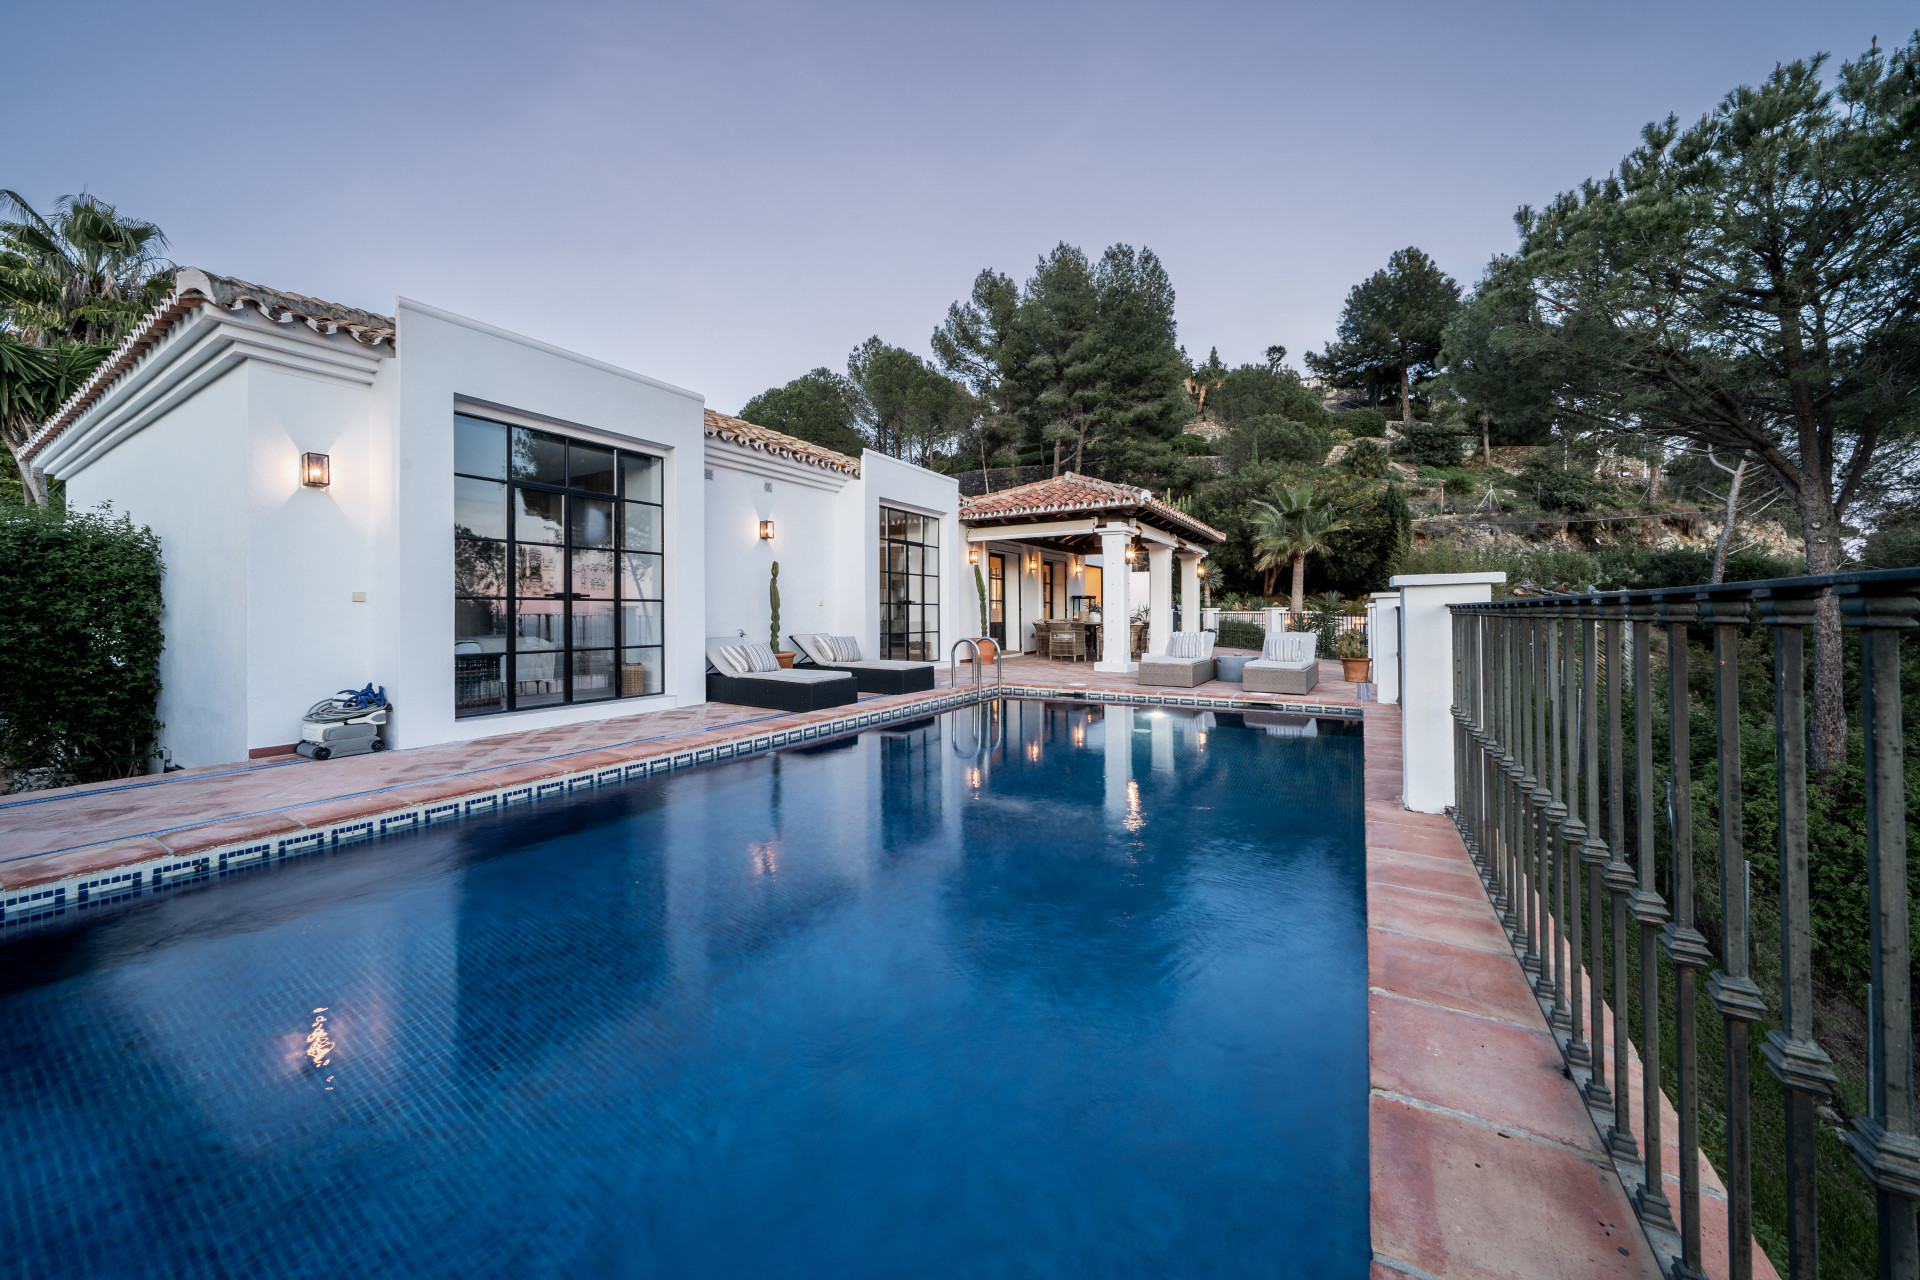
[1221,415,1330,469]
[1398,421,1466,467]
[1334,408,1387,437]
[0,504,164,785]
[1216,619,1265,651]
[1522,459,1617,513]
[1343,438,1388,477]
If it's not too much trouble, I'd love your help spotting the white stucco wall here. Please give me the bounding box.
[849,452,962,661]
[703,450,852,647]
[243,361,381,750]
[61,367,254,766]
[387,301,708,748]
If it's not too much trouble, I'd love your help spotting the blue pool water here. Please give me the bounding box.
[0,701,1368,1279]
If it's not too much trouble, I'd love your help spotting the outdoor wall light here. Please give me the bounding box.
[968,548,979,564]
[1196,564,1208,578]
[759,520,775,540]
[301,453,330,488]
[1123,544,1137,563]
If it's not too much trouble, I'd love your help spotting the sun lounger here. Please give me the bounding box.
[1242,632,1319,695]
[705,637,858,711]
[789,633,936,694]
[1137,630,1216,688]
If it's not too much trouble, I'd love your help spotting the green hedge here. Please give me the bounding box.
[1216,619,1265,651]
[0,504,164,785]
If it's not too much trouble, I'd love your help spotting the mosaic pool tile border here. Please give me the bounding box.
[1,683,1360,928]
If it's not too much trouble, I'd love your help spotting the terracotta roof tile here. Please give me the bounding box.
[704,409,861,477]
[960,471,1224,543]
[23,267,394,464]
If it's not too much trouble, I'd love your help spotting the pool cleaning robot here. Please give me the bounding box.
[296,685,391,760]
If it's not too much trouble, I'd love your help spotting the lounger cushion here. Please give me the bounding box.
[791,633,836,666]
[830,635,862,662]
[718,641,780,674]
[1261,632,1316,663]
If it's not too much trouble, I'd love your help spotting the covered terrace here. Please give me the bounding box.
[958,472,1224,672]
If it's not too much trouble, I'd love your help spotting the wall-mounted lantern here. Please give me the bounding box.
[968,547,979,565]
[1123,544,1137,563]
[759,520,775,540]
[1196,563,1208,578]
[301,452,331,488]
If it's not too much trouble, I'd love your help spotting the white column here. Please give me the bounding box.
[1177,552,1202,632]
[1390,571,1505,813]
[1146,544,1173,657]
[1366,590,1402,704]
[1095,523,1135,672]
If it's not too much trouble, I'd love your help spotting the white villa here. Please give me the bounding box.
[21,269,1234,770]
[21,270,960,767]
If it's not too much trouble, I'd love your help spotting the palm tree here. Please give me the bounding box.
[1248,486,1350,619]
[0,191,171,504]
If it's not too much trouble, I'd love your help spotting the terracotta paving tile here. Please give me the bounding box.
[1368,825,1480,860]
[2,838,174,889]
[1368,930,1549,1030]
[1371,993,1606,1153]
[1367,851,1488,901]
[158,813,305,855]
[1369,1096,1661,1280]
[1369,882,1514,955]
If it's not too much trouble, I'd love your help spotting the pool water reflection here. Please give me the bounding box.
[0,701,1368,1279]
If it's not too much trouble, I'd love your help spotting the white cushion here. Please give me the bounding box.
[1261,632,1315,663]
[793,633,836,666]
[1165,631,1214,659]
[719,642,779,674]
[831,635,863,662]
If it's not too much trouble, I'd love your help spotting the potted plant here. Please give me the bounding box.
[971,561,997,663]
[1334,627,1370,683]
[770,562,796,667]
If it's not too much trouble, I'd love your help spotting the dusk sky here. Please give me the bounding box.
[10,1,1911,414]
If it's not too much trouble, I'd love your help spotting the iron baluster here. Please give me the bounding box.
[1600,599,1638,1159]
[1835,583,1920,1280]
[1658,596,1711,1280]
[1702,594,1766,1280]
[1755,588,1838,1279]
[1578,604,1610,1105]
[1629,595,1677,1233]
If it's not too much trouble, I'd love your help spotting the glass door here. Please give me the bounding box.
[988,553,1006,643]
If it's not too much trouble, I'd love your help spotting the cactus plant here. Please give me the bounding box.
[769,561,781,651]
[974,562,988,635]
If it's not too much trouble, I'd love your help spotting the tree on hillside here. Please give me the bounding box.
[845,337,975,467]
[739,368,867,458]
[1306,247,1461,428]
[1209,363,1333,430]
[1456,33,1920,774]
[932,241,1187,477]
[1,191,173,505]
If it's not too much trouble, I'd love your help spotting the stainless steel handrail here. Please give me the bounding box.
[948,637,1003,695]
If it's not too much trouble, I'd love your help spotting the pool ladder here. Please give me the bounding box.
[948,638,1004,699]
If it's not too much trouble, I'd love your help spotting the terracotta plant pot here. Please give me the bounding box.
[1341,657,1371,683]
[776,651,797,669]
[970,638,998,663]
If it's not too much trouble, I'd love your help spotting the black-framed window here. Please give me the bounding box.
[879,505,940,661]
[454,412,664,717]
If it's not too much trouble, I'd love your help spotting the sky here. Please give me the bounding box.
[8,0,1912,414]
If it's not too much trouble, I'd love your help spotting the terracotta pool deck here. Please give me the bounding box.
[1360,696,1774,1280]
[0,652,1769,1277]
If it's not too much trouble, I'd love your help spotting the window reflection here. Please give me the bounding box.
[454,412,667,716]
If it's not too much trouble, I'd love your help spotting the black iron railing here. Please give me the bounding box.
[1448,567,1920,1280]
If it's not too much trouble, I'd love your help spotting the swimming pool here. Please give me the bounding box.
[0,700,1368,1278]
